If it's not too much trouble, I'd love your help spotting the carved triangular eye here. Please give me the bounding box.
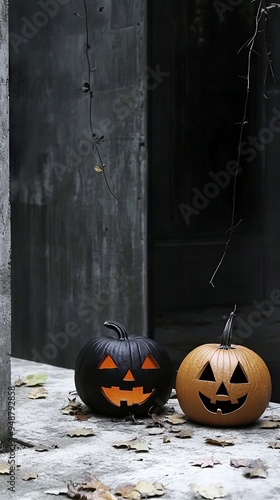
[98,354,117,369]
[198,362,216,381]
[141,354,159,369]
[230,362,248,383]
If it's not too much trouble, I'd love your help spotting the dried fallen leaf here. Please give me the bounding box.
[149,413,165,427]
[61,398,82,415]
[124,414,144,425]
[244,467,267,479]
[165,413,187,425]
[75,411,94,421]
[264,415,280,421]
[14,378,25,387]
[175,428,193,439]
[132,481,165,498]
[91,491,118,500]
[205,437,234,447]
[28,387,48,399]
[67,482,117,500]
[169,388,177,398]
[230,458,250,468]
[35,446,49,453]
[0,463,11,475]
[21,472,38,481]
[115,484,134,498]
[67,482,82,498]
[94,166,103,172]
[260,420,280,429]
[268,441,280,449]
[148,428,164,435]
[247,459,265,469]
[21,373,48,386]
[162,435,170,443]
[190,455,220,468]
[45,486,68,495]
[81,475,110,491]
[231,458,263,469]
[113,438,150,452]
[127,491,141,500]
[169,426,182,433]
[190,482,226,499]
[67,428,95,438]
[35,444,58,452]
[231,458,267,478]
[115,484,135,498]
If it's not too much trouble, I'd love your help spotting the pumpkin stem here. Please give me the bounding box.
[219,305,236,349]
[104,321,128,340]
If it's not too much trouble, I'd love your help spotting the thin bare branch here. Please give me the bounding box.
[209,0,264,287]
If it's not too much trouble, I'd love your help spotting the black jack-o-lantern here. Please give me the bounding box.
[75,321,174,416]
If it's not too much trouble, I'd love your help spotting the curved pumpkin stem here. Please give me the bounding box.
[219,305,236,350]
[104,321,128,340]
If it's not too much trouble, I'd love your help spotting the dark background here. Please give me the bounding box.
[149,0,280,402]
[9,1,280,401]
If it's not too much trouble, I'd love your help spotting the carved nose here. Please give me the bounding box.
[216,382,229,396]
[123,369,135,381]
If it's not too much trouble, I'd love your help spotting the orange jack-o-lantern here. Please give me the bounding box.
[75,321,174,416]
[176,307,272,427]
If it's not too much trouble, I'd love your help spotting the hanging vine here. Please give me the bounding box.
[75,1,118,199]
[209,0,279,287]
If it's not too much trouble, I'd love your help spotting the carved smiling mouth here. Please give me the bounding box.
[199,392,247,414]
[101,386,155,407]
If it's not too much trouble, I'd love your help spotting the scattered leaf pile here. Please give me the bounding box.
[10,373,280,498]
[45,476,166,499]
[14,372,49,400]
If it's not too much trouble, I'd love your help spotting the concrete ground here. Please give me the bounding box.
[0,357,280,500]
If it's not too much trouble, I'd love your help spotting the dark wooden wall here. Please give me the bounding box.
[10,0,148,368]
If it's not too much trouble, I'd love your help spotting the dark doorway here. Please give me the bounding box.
[149,0,262,309]
[148,0,280,403]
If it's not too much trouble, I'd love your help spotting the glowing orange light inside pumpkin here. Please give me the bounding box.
[98,354,117,369]
[123,370,135,381]
[97,353,160,406]
[101,386,155,406]
[141,354,160,369]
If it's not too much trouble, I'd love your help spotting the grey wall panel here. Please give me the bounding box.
[10,0,147,368]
